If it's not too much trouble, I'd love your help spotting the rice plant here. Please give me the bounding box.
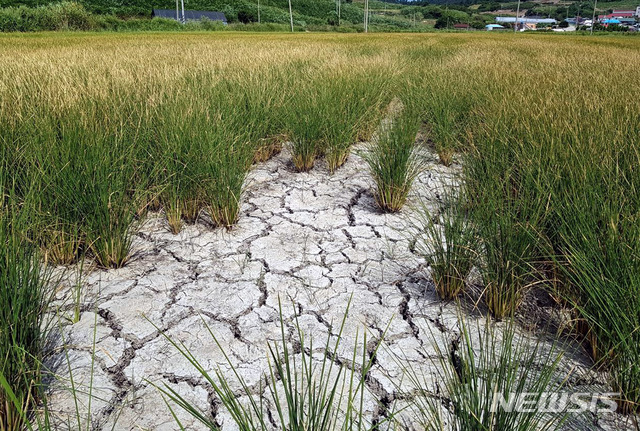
[203,139,253,228]
[156,298,391,429]
[0,310,116,431]
[288,89,325,172]
[253,136,284,164]
[363,104,422,213]
[323,73,389,173]
[0,170,51,431]
[404,312,567,431]
[422,83,476,167]
[555,193,640,413]
[412,189,477,300]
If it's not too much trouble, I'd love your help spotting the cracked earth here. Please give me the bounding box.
[46,146,635,431]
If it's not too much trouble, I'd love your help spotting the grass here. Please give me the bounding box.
[0,31,639,421]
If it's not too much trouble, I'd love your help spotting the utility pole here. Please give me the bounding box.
[176,0,179,21]
[364,0,369,32]
[180,0,185,23]
[258,0,260,24]
[289,0,294,32]
[514,0,521,32]
[591,0,598,34]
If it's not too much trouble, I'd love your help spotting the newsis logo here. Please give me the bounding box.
[490,392,620,414]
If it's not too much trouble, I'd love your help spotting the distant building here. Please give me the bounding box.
[152,9,227,23]
[485,24,505,30]
[495,17,557,25]
[619,17,637,25]
[599,10,636,19]
[453,23,470,29]
[495,17,556,30]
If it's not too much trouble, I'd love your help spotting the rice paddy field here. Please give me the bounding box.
[1,31,639,429]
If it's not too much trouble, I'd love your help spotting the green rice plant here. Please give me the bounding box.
[412,189,477,300]
[154,97,212,231]
[28,102,144,268]
[363,104,422,213]
[72,118,141,269]
[322,73,390,173]
[405,312,567,431]
[203,138,253,228]
[287,83,327,172]
[225,71,288,165]
[464,127,550,318]
[559,237,640,414]
[322,90,359,173]
[474,211,537,319]
[422,85,476,167]
[553,171,640,413]
[152,76,257,231]
[156,297,391,429]
[0,179,51,431]
[0,310,120,431]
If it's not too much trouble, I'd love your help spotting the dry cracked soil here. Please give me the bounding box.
[45,146,636,431]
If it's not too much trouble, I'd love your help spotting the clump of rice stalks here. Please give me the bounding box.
[476,214,536,319]
[253,135,284,164]
[1,310,121,431]
[290,129,321,172]
[363,104,422,213]
[557,223,640,414]
[413,189,477,300]
[288,86,326,172]
[323,74,389,173]
[406,312,567,431]
[33,108,143,269]
[0,183,51,431]
[426,95,463,167]
[79,128,141,269]
[204,139,252,229]
[40,221,83,266]
[154,105,208,233]
[418,73,478,167]
[152,80,255,232]
[156,297,391,429]
[324,116,356,174]
[464,139,547,319]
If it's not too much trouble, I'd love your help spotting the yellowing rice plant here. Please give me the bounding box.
[1,31,639,426]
